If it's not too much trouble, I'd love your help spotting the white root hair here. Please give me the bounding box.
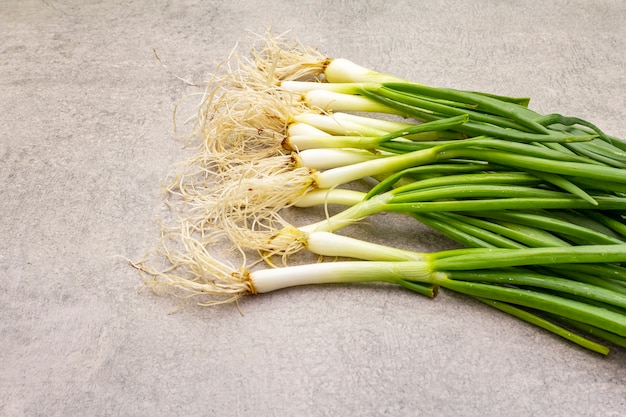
[134,221,255,306]
[250,28,331,83]
[137,30,342,306]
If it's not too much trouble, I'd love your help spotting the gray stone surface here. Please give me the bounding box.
[1,1,625,416]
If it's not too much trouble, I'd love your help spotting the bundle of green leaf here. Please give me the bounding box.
[136,31,626,355]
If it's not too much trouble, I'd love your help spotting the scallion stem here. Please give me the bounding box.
[475,298,611,355]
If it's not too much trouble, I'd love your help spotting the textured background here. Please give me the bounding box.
[1,1,625,416]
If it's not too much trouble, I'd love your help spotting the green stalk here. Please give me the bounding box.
[439,148,626,183]
[379,82,550,133]
[407,212,501,249]
[585,212,626,239]
[365,162,505,199]
[567,177,626,194]
[540,263,626,284]
[540,210,624,237]
[378,82,611,143]
[301,188,626,239]
[359,86,596,143]
[382,196,626,213]
[430,245,626,271]
[432,212,570,248]
[446,270,626,310]
[315,138,626,190]
[402,212,626,290]
[436,278,626,337]
[379,87,536,132]
[382,137,602,165]
[388,171,541,196]
[474,211,625,246]
[535,113,609,141]
[390,184,577,204]
[543,268,626,294]
[565,142,626,168]
[546,315,626,349]
[525,170,597,205]
[474,298,610,355]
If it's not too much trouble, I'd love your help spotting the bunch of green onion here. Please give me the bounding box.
[137,32,626,355]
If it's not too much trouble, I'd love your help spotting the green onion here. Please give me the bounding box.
[136,227,626,354]
[140,32,626,356]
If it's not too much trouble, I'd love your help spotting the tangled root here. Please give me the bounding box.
[162,30,330,219]
[134,222,254,306]
[250,28,331,83]
[139,29,335,307]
